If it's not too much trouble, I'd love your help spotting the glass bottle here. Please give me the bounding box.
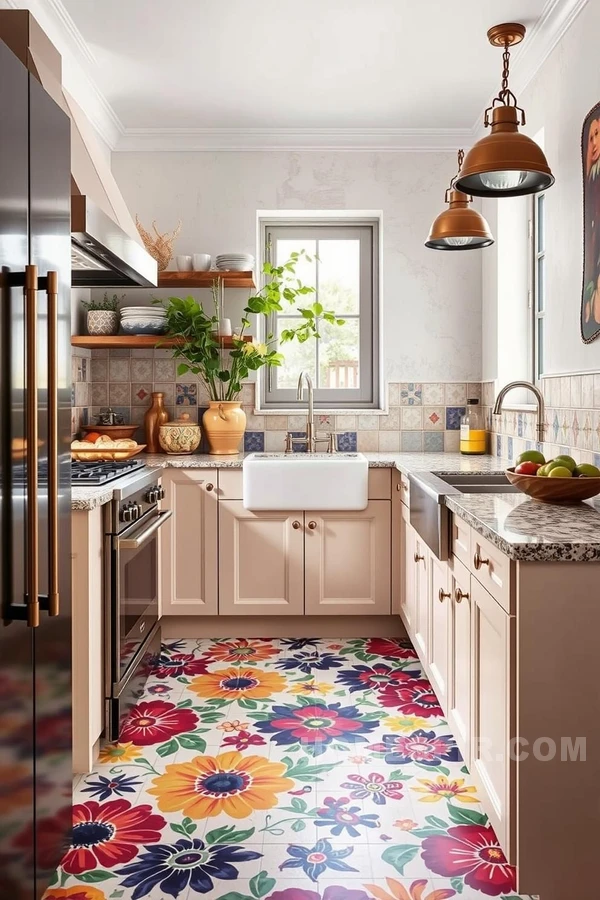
[460,398,487,455]
[144,392,169,453]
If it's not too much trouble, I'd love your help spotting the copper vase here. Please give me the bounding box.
[144,392,169,453]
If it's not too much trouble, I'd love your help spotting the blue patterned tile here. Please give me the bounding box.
[594,454,600,468]
[496,434,502,457]
[401,430,423,451]
[176,383,197,405]
[423,431,444,452]
[290,431,308,453]
[507,436,514,461]
[244,431,264,452]
[336,431,357,452]
[400,382,423,406]
[445,406,466,430]
[517,413,524,438]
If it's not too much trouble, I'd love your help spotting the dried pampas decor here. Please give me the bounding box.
[135,216,182,271]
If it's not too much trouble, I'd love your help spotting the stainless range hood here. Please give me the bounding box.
[0,10,158,289]
[71,196,157,287]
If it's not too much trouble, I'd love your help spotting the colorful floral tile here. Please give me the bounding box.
[400,383,423,406]
[245,431,265,452]
[445,407,465,431]
[44,636,529,900]
[176,382,198,405]
[336,431,358,452]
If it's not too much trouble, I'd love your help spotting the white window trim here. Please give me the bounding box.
[254,210,385,413]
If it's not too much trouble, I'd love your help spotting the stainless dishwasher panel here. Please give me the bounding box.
[408,473,451,561]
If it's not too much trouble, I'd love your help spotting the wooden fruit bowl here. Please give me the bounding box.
[505,467,600,503]
[71,445,146,462]
[81,424,138,441]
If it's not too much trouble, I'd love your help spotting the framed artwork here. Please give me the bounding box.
[582,101,600,342]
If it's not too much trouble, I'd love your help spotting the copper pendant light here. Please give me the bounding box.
[426,150,494,250]
[455,23,554,198]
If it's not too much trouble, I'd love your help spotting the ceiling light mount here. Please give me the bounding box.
[425,149,494,251]
[455,22,554,199]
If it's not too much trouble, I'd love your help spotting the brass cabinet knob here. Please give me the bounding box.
[414,552,424,563]
[402,482,408,491]
[473,551,489,570]
[455,588,470,603]
[308,520,317,530]
[206,483,214,492]
[292,520,301,529]
[438,588,451,602]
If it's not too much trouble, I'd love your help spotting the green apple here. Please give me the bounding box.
[574,463,600,478]
[516,450,546,466]
[553,455,577,473]
[548,466,573,478]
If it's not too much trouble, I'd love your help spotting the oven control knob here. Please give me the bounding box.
[157,485,165,501]
[145,487,159,504]
[135,503,143,518]
[120,505,132,523]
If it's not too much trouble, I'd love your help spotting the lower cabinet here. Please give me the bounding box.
[218,502,305,615]
[429,553,451,710]
[413,533,430,661]
[447,556,472,762]
[470,575,515,860]
[160,469,218,615]
[304,502,391,615]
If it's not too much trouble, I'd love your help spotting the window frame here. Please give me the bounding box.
[259,218,380,410]
[531,192,546,383]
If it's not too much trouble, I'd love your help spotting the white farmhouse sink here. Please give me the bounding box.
[243,452,369,510]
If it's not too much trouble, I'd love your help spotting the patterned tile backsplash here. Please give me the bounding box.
[483,373,600,469]
[79,349,484,453]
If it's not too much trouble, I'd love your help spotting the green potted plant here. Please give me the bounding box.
[82,292,124,336]
[158,252,344,454]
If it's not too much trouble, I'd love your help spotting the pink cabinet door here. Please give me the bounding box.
[470,576,515,862]
[448,556,472,763]
[413,535,430,662]
[304,501,391,615]
[160,469,218,615]
[218,501,304,615]
[429,554,451,711]
[402,521,418,633]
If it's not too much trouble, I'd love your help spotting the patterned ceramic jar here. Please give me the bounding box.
[158,414,201,455]
[86,310,120,335]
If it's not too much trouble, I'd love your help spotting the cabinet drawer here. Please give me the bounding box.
[451,514,470,567]
[470,529,514,614]
[218,466,391,501]
[398,471,410,506]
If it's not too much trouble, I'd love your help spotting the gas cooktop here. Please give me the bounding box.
[71,459,146,485]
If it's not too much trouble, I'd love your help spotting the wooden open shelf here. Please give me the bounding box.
[157,270,255,289]
[71,334,252,350]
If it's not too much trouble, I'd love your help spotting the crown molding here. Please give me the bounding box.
[470,0,589,137]
[115,127,475,153]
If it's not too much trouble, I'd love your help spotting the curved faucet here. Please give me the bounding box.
[297,371,315,448]
[492,380,546,442]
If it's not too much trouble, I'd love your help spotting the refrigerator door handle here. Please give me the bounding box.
[46,270,59,617]
[25,264,39,628]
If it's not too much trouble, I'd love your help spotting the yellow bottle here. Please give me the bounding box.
[460,398,487,455]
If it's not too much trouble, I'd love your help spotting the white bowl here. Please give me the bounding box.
[121,317,168,335]
[193,253,211,271]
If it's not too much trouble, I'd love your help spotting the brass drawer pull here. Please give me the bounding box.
[292,520,301,530]
[308,520,317,530]
[455,588,470,603]
[438,588,451,602]
[473,551,490,570]
[414,552,424,563]
[205,482,214,492]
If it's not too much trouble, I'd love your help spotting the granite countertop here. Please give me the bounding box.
[70,451,600,563]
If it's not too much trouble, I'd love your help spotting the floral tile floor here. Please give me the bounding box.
[44,637,536,900]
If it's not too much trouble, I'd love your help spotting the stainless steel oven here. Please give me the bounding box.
[104,468,172,740]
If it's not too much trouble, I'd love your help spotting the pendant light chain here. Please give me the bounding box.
[484,36,525,126]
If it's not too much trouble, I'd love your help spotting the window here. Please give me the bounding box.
[532,192,546,382]
[260,220,379,409]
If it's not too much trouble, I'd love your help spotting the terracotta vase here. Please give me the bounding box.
[144,392,169,453]
[202,401,246,455]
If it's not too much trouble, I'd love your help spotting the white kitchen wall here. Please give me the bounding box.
[482,0,600,379]
[111,150,483,388]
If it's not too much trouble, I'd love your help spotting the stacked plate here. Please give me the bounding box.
[216,253,255,272]
[120,306,168,335]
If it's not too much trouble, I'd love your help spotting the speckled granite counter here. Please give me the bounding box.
[445,492,600,561]
[71,452,600,563]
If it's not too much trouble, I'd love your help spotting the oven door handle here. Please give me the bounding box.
[117,509,172,550]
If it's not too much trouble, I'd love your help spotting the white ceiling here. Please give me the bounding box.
[62,0,552,129]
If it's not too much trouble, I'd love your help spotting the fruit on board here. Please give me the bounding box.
[516,450,546,466]
[574,463,600,477]
[515,461,542,475]
[83,431,101,443]
[553,455,577,472]
[547,466,573,478]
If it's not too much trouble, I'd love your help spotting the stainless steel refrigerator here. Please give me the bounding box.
[0,36,72,899]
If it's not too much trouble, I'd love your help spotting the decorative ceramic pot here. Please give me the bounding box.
[202,401,246,455]
[159,413,201,455]
[86,309,119,336]
[144,392,169,453]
